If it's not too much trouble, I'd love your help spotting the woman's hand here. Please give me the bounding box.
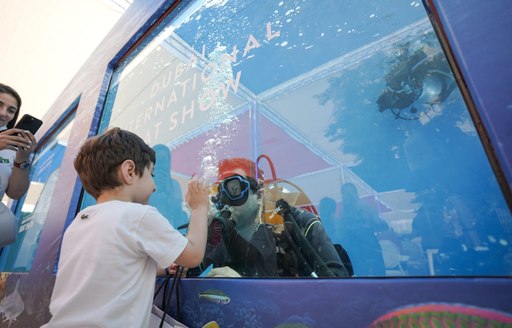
[0,128,36,154]
[4,129,37,199]
[15,129,37,158]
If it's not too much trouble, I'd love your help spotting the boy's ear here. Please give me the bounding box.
[119,159,136,184]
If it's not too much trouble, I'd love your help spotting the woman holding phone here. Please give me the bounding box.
[0,83,38,201]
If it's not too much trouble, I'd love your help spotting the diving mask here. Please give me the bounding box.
[211,174,258,209]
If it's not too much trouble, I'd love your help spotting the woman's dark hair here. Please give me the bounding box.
[0,83,22,128]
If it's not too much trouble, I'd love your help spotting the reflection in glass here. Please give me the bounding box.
[101,0,511,277]
[1,119,74,272]
[148,144,188,230]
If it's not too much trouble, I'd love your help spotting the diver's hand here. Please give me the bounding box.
[207,266,241,278]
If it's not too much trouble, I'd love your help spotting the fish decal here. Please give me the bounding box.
[201,321,220,328]
[0,279,25,327]
[198,289,231,304]
[369,303,512,328]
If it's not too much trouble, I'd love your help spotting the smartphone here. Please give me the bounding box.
[14,114,43,135]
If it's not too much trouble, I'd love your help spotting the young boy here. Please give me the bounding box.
[42,127,209,328]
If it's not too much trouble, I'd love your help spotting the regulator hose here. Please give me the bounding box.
[276,199,336,277]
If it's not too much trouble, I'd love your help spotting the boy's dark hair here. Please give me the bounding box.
[0,83,22,129]
[74,127,156,199]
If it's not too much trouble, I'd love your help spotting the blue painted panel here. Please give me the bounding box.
[157,277,512,327]
[427,0,512,193]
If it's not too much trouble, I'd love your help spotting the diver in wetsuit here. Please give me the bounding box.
[195,157,350,278]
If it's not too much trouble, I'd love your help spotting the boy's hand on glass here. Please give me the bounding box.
[185,177,209,211]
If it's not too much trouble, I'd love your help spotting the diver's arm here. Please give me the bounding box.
[290,206,350,277]
[308,217,350,277]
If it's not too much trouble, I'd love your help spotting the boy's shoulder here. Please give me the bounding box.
[81,200,156,218]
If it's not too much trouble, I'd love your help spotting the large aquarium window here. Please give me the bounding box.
[101,0,512,277]
[0,115,75,272]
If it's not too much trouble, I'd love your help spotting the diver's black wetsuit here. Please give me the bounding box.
[204,221,278,277]
[199,203,350,278]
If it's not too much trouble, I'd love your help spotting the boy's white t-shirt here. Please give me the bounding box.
[42,200,188,328]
